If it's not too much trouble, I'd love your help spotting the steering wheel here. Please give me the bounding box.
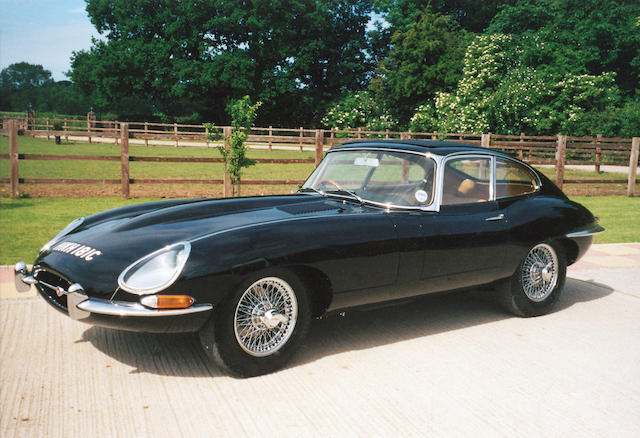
[318,179,343,190]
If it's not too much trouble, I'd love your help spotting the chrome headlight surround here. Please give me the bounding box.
[40,217,85,254]
[117,242,191,295]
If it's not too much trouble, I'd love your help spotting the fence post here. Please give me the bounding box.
[46,118,50,140]
[628,137,639,197]
[481,133,490,148]
[174,123,178,147]
[555,134,567,190]
[357,127,362,139]
[64,121,68,142]
[315,129,324,167]
[144,122,149,146]
[120,123,130,199]
[9,120,19,199]
[223,126,232,197]
[268,126,273,151]
[87,109,96,144]
[330,128,335,147]
[431,132,437,140]
[519,132,525,160]
[299,127,303,151]
[385,129,390,139]
[595,133,602,174]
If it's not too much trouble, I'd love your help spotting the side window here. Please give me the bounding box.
[495,159,538,198]
[442,157,491,205]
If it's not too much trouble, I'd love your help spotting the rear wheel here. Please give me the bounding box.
[199,270,311,377]
[502,242,566,317]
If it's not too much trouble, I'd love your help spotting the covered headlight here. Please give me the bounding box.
[40,217,85,254]
[117,242,191,295]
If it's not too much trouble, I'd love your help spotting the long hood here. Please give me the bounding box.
[35,195,347,295]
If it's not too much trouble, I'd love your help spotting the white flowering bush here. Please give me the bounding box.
[428,34,621,135]
[409,104,438,132]
[321,91,397,132]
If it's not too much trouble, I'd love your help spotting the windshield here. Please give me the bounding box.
[301,150,436,208]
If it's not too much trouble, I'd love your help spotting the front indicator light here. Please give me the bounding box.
[140,295,195,309]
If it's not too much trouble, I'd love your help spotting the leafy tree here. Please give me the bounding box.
[0,62,54,91]
[371,7,471,124]
[0,63,55,110]
[432,34,622,135]
[205,96,261,196]
[488,0,640,98]
[70,0,374,125]
[374,0,510,33]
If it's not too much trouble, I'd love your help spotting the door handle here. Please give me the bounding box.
[485,214,504,222]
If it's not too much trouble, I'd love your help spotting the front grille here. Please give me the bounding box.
[34,269,71,312]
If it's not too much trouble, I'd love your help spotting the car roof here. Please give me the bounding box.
[331,139,513,158]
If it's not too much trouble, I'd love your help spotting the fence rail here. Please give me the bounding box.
[1,116,639,198]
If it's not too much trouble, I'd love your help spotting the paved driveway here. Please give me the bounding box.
[1,244,639,437]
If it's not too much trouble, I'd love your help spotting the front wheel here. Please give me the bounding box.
[501,242,567,317]
[199,270,311,377]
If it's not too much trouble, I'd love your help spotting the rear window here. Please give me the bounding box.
[495,159,538,198]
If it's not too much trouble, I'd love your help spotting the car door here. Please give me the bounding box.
[419,155,509,292]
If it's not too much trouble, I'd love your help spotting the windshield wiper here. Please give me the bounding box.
[298,187,325,196]
[325,188,364,204]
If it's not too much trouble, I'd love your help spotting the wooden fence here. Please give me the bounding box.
[1,116,639,199]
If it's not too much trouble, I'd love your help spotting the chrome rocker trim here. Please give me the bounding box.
[566,223,605,238]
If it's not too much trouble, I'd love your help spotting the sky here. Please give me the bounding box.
[0,0,102,81]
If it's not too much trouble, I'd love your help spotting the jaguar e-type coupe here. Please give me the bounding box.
[15,140,603,376]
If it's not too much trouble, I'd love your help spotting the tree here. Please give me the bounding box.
[488,0,640,98]
[371,7,471,124]
[0,63,55,110]
[70,0,374,125]
[374,0,511,33]
[205,96,261,196]
[431,34,622,135]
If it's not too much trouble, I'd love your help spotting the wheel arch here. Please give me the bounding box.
[286,265,333,318]
[554,237,579,266]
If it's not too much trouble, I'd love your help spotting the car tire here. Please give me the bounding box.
[199,269,311,377]
[501,241,566,317]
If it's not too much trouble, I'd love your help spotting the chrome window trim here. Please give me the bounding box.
[438,154,495,207]
[315,147,441,212]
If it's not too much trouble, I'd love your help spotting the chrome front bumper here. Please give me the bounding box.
[14,261,213,325]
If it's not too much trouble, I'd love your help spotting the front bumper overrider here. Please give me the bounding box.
[14,262,213,333]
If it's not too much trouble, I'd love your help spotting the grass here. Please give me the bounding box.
[572,196,640,244]
[0,136,316,182]
[1,195,638,265]
[0,197,162,264]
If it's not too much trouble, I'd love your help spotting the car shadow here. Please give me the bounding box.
[79,277,613,377]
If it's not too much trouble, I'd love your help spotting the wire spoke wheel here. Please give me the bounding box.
[521,243,559,302]
[234,277,298,357]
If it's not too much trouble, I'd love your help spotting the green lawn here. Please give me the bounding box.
[0,195,638,265]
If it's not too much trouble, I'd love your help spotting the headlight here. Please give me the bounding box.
[40,217,85,254]
[117,242,191,295]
